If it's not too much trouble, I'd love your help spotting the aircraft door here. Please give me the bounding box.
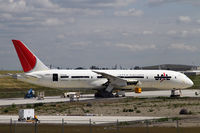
[53,73,58,82]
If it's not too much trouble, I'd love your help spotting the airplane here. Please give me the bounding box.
[12,40,194,97]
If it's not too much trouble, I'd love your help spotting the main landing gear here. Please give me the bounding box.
[95,80,127,98]
[95,84,115,98]
[95,90,114,98]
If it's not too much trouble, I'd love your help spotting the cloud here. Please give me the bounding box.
[0,13,13,21]
[0,0,59,13]
[96,0,137,7]
[71,41,91,47]
[115,43,156,51]
[42,18,64,26]
[167,30,177,35]
[142,30,153,35]
[0,0,103,29]
[197,19,200,24]
[180,30,188,37]
[191,29,200,34]
[2,0,200,69]
[0,24,4,28]
[65,17,76,23]
[30,0,59,9]
[41,17,75,26]
[78,9,103,16]
[178,16,191,23]
[57,34,65,39]
[56,0,137,8]
[169,43,197,52]
[0,0,27,13]
[19,17,34,21]
[148,0,173,5]
[166,29,200,37]
[114,8,143,17]
[148,0,200,6]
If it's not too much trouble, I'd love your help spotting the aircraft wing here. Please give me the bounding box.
[93,71,129,87]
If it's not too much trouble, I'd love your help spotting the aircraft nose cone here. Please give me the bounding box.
[186,78,194,88]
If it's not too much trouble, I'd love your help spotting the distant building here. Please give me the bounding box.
[138,64,196,71]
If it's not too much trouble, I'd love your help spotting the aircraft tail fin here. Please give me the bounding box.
[12,40,49,73]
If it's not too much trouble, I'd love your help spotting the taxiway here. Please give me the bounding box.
[0,89,199,106]
[0,115,162,124]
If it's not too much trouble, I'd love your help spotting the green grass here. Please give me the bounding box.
[0,70,21,75]
[189,75,200,89]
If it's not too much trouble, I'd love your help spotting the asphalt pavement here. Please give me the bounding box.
[0,115,162,124]
[0,89,199,106]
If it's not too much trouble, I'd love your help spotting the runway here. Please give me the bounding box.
[0,115,162,124]
[127,89,200,98]
[0,89,199,106]
[0,96,94,106]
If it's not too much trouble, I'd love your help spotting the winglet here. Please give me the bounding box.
[12,40,49,72]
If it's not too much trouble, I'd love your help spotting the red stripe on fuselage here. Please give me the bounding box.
[12,40,36,72]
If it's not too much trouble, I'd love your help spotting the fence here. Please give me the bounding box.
[0,118,200,133]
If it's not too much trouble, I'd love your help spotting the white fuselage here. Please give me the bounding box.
[17,69,193,90]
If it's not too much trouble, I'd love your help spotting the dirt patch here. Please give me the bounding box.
[1,97,200,118]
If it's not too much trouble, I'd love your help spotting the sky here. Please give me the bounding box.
[1,0,200,70]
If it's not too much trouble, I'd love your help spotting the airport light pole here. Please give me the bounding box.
[62,118,64,133]
[89,119,92,133]
[10,118,12,133]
